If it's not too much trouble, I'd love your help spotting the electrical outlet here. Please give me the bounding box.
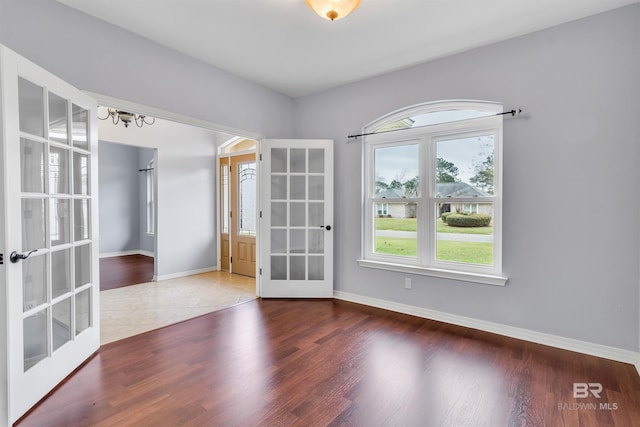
[404,278,412,289]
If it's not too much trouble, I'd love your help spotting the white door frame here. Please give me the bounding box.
[216,148,258,276]
[0,45,9,425]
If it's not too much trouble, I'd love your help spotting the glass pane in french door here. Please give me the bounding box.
[18,77,45,137]
[75,288,91,334]
[269,147,326,281]
[22,254,47,311]
[20,138,45,193]
[52,298,72,351]
[21,198,46,251]
[49,145,70,194]
[17,78,94,371]
[48,92,68,144]
[74,199,90,241]
[72,103,89,150]
[23,310,47,371]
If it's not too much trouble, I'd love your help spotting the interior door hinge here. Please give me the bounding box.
[230,257,232,263]
[0,253,3,265]
[259,211,262,218]
[259,268,262,275]
[229,211,232,218]
[259,153,262,161]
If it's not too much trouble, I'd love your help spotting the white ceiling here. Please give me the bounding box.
[58,0,637,98]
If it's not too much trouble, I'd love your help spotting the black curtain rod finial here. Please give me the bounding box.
[497,108,522,117]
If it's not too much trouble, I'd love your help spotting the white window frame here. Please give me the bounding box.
[358,100,507,286]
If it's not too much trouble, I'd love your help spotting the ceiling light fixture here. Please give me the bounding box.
[305,0,361,21]
[98,108,155,128]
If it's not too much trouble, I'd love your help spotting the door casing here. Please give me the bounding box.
[218,152,257,277]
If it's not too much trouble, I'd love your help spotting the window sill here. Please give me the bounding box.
[357,259,508,286]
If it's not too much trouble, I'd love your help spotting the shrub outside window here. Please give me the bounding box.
[359,101,506,285]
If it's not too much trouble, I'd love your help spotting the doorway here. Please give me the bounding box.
[96,109,258,344]
[219,138,258,277]
[98,140,156,290]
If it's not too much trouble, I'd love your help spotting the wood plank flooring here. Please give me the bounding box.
[100,255,154,291]
[16,299,640,426]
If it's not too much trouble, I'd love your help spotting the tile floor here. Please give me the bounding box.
[100,271,256,344]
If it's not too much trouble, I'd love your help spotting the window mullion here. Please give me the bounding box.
[420,136,432,266]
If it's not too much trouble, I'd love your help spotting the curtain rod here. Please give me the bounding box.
[347,108,522,140]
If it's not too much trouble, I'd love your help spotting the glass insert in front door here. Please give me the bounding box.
[18,77,94,372]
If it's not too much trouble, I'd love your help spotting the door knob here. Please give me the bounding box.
[10,249,37,263]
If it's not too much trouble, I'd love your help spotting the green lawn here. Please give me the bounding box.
[375,217,418,232]
[375,217,492,235]
[374,236,417,256]
[375,236,493,265]
[436,241,493,265]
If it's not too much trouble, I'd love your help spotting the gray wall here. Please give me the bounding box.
[98,141,154,255]
[0,0,294,139]
[293,5,640,351]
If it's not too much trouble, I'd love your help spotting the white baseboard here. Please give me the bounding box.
[100,250,155,259]
[334,290,640,368]
[155,266,218,281]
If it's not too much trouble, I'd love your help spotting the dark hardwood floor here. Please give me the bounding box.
[16,299,640,426]
[100,254,154,291]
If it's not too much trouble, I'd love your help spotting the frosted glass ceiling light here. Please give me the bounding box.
[305,0,362,21]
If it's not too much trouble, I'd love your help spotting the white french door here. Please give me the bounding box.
[259,139,333,297]
[0,46,100,424]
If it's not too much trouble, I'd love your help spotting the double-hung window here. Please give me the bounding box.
[359,101,506,285]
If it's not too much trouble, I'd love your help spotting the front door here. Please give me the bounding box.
[259,139,334,297]
[230,154,256,277]
[0,46,100,424]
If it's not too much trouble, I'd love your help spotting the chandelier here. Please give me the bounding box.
[305,0,361,21]
[98,108,155,128]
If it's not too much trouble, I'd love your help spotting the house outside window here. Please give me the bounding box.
[359,100,506,285]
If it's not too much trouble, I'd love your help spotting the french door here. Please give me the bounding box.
[0,46,100,423]
[259,139,334,297]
